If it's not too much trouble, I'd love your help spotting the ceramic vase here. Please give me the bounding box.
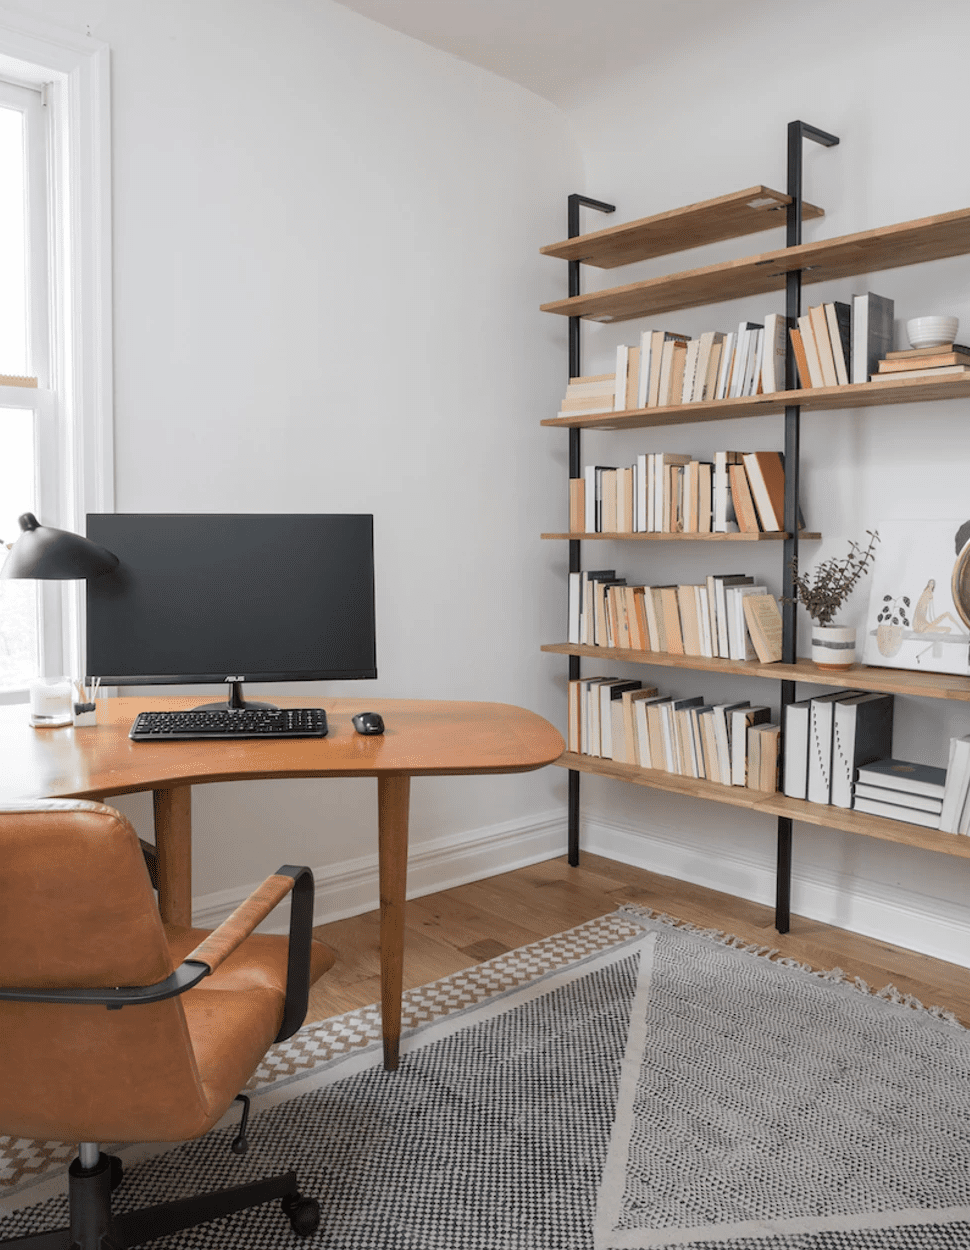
[811,623,856,670]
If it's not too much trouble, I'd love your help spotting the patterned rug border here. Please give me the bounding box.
[617,902,965,1029]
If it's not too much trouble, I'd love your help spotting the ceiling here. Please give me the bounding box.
[330,0,777,110]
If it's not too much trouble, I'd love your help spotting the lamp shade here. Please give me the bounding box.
[1,513,119,580]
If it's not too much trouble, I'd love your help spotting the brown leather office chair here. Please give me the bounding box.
[0,799,336,1249]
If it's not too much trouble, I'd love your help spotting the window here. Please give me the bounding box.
[0,14,112,702]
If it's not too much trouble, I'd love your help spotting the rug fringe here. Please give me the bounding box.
[617,903,964,1029]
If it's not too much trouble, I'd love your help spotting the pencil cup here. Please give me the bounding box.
[29,677,74,728]
[73,701,98,727]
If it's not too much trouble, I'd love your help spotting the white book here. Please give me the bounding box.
[853,796,941,829]
[715,332,736,400]
[696,585,714,658]
[614,345,629,410]
[681,339,701,404]
[830,692,894,809]
[584,464,597,533]
[634,453,647,532]
[633,695,668,769]
[731,705,770,786]
[637,329,652,409]
[729,326,751,398]
[568,571,581,644]
[854,782,943,814]
[939,735,970,832]
[762,312,788,394]
[807,691,860,806]
[693,330,717,402]
[746,329,765,396]
[782,698,814,799]
[713,575,752,657]
[713,451,739,533]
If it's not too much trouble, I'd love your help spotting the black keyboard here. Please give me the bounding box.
[130,708,329,741]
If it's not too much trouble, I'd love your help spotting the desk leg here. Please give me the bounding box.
[153,786,193,927]
[377,774,410,1071]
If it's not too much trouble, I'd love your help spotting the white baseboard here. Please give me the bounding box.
[583,814,970,971]
[191,808,569,934]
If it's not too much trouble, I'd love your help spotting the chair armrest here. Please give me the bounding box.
[0,866,317,1041]
[185,863,316,1043]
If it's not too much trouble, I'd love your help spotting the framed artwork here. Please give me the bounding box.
[862,518,970,676]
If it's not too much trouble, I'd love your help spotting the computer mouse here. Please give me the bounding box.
[352,711,385,736]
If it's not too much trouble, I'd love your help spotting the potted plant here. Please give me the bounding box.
[787,531,880,669]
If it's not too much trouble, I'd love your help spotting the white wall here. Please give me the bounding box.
[560,0,970,965]
[5,0,583,912]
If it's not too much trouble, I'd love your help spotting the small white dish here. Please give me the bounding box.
[906,315,959,349]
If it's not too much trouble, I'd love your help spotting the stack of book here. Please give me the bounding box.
[567,677,780,791]
[568,568,782,664]
[853,758,946,829]
[571,449,796,536]
[783,690,895,808]
[789,293,894,387]
[938,734,970,833]
[871,343,970,384]
[557,372,616,419]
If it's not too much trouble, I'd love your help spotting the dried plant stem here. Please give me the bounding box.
[787,530,880,627]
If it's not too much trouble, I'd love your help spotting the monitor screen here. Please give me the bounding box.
[85,513,377,687]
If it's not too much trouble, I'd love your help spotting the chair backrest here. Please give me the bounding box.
[0,800,209,1143]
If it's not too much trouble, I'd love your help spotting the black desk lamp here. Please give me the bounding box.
[1,512,118,580]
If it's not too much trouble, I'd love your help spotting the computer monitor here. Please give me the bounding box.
[85,513,376,710]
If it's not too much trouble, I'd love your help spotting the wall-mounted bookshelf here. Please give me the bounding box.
[541,120,970,936]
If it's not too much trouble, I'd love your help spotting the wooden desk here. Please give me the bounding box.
[0,696,564,1068]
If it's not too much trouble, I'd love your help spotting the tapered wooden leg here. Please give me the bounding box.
[377,774,411,1071]
[153,786,193,926]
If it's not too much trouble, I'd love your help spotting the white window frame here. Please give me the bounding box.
[0,6,112,702]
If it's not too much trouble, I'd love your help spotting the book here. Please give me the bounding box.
[714,331,736,400]
[616,466,634,533]
[830,692,895,809]
[697,462,713,534]
[742,450,785,532]
[869,365,970,382]
[699,710,721,783]
[568,478,585,533]
[747,722,780,792]
[852,795,941,829]
[653,453,691,531]
[712,574,754,657]
[636,330,653,409]
[600,469,617,533]
[614,345,630,411]
[807,691,861,805]
[789,326,811,389]
[729,322,762,398]
[644,698,673,769]
[677,584,704,657]
[761,312,788,394]
[797,312,825,388]
[854,782,943,814]
[731,705,771,785]
[782,697,815,799]
[625,345,640,410]
[658,585,685,654]
[809,304,838,387]
[742,594,783,663]
[854,757,947,799]
[728,463,760,533]
[878,351,970,372]
[824,301,852,386]
[939,735,970,832]
[883,344,970,360]
[619,687,660,765]
[600,680,641,758]
[647,331,690,406]
[713,451,743,532]
[851,292,894,385]
[681,339,701,404]
[634,695,670,768]
[726,583,767,661]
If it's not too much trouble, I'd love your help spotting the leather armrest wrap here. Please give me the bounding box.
[185,872,296,973]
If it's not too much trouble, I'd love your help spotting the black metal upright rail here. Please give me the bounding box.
[776,120,839,931]
[566,193,615,866]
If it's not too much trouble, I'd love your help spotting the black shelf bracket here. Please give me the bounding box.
[776,120,839,933]
[566,193,616,867]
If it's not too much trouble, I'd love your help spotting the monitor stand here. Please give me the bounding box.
[193,680,278,712]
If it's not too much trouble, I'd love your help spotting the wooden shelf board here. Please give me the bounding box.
[540,205,970,322]
[554,752,970,859]
[541,531,820,542]
[541,642,970,701]
[539,186,823,269]
[541,374,970,431]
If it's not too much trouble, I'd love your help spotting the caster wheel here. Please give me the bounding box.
[106,1155,124,1192]
[282,1193,320,1238]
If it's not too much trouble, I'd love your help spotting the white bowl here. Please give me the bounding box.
[907,315,959,349]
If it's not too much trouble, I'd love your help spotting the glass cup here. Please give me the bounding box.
[29,676,75,728]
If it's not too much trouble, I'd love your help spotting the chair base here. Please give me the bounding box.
[0,1151,320,1249]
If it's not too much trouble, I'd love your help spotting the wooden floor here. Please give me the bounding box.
[307,853,970,1026]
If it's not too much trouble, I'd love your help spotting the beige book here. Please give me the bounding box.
[878,352,970,372]
[697,462,712,533]
[616,466,634,533]
[656,339,678,406]
[809,304,838,387]
[684,460,699,532]
[742,594,783,663]
[568,479,585,533]
[621,687,660,766]
[677,585,704,657]
[668,339,688,405]
[728,463,761,533]
[658,586,684,654]
[643,587,662,650]
[701,336,724,400]
[746,724,763,790]
[870,364,970,381]
[565,376,616,395]
[560,394,618,411]
[648,587,669,651]
[0,374,38,387]
[601,469,618,533]
[789,327,812,389]
[757,724,781,792]
[624,346,640,411]
[645,701,670,770]
[569,372,614,383]
[798,313,825,388]
[567,679,582,753]
[609,586,630,649]
[701,712,721,784]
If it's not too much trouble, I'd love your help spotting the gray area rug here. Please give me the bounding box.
[2,909,970,1249]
